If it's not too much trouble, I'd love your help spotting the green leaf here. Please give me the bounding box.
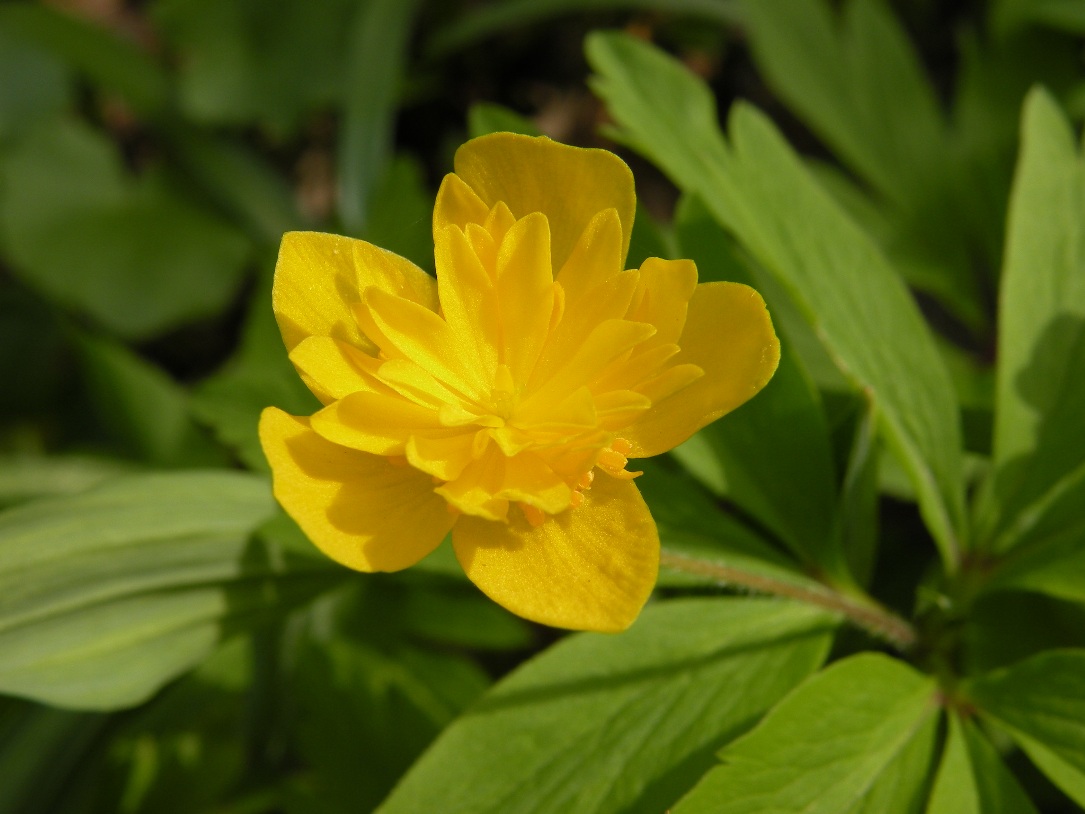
[993,0,1085,37]
[97,639,255,814]
[76,334,226,467]
[742,0,943,206]
[0,4,168,118]
[467,102,541,138]
[0,119,251,339]
[968,649,1085,807]
[427,0,743,57]
[978,88,1085,552]
[949,29,1081,281]
[673,197,843,578]
[0,26,70,140]
[740,0,983,332]
[161,128,304,244]
[151,0,356,134]
[363,154,435,272]
[290,634,489,813]
[962,591,1085,675]
[338,0,422,232]
[0,471,332,710]
[588,32,966,568]
[191,276,319,471]
[636,458,820,594]
[982,461,1085,604]
[926,714,1038,814]
[0,455,134,509]
[674,654,940,814]
[0,700,108,814]
[838,397,881,587]
[377,598,836,814]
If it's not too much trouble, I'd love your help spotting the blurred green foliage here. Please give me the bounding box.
[1,0,1085,811]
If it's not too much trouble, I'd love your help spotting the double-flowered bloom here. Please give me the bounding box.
[260,133,779,632]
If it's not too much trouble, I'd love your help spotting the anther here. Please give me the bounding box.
[520,503,546,527]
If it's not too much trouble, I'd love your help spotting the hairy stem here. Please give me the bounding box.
[659,549,918,652]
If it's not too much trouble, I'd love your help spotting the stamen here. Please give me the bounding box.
[595,437,641,480]
[577,470,595,490]
[597,448,628,471]
[520,503,546,527]
[569,490,585,509]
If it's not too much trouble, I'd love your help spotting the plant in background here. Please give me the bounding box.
[1,0,1084,812]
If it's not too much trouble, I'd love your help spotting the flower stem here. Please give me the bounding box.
[659,549,918,652]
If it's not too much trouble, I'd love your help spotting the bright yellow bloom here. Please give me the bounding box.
[260,133,779,632]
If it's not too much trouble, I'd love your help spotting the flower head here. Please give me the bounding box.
[260,133,779,631]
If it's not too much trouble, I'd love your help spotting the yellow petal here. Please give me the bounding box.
[288,336,376,404]
[453,133,636,271]
[437,447,572,519]
[434,224,500,376]
[555,207,625,306]
[405,432,477,482]
[310,390,443,456]
[355,287,484,398]
[526,319,655,406]
[452,472,659,631]
[273,232,436,353]
[626,258,698,345]
[496,212,554,381]
[625,282,780,458]
[433,172,491,244]
[259,408,453,572]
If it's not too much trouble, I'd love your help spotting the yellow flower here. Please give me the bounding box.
[259,133,779,632]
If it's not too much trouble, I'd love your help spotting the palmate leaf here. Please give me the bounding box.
[0,471,336,710]
[674,654,940,814]
[740,0,984,333]
[968,649,1085,807]
[587,32,966,569]
[976,89,1085,554]
[926,714,1037,814]
[672,198,846,582]
[0,119,251,340]
[377,599,837,814]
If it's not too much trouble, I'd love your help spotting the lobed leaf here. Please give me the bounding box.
[968,649,1085,807]
[926,714,1037,814]
[588,32,966,567]
[378,598,836,814]
[674,654,940,814]
[978,88,1085,553]
[0,471,333,710]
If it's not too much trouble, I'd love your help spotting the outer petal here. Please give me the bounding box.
[433,172,491,245]
[625,281,780,458]
[288,336,375,404]
[259,408,453,572]
[452,133,636,271]
[310,390,444,456]
[452,472,659,632]
[273,231,437,353]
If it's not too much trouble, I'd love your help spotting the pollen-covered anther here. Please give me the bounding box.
[520,502,546,527]
[595,438,640,479]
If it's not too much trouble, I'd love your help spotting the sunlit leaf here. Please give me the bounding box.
[674,654,940,813]
[0,471,333,710]
[588,32,966,568]
[378,599,836,814]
